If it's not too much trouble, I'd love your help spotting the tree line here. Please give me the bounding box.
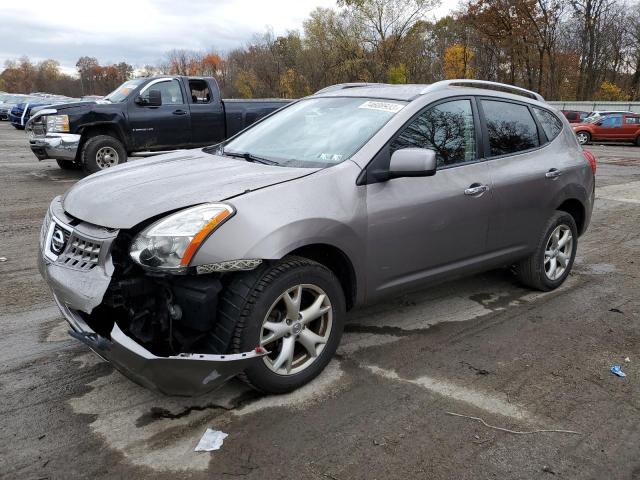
[1,0,639,101]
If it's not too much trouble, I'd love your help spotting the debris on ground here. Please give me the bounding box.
[542,465,557,475]
[194,428,228,452]
[610,365,626,378]
[609,308,624,314]
[445,412,581,435]
[624,357,631,363]
[0,257,7,262]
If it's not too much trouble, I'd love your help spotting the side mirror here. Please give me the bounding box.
[387,148,437,179]
[147,90,162,107]
[135,90,162,107]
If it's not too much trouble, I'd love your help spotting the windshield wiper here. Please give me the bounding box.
[223,150,278,165]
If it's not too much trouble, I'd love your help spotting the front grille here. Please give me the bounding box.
[57,233,102,271]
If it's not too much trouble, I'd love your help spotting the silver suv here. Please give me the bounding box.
[39,80,595,396]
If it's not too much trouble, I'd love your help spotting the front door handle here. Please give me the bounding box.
[172,109,187,115]
[464,184,489,196]
[545,168,562,178]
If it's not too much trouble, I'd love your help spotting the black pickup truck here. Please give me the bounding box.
[27,76,290,172]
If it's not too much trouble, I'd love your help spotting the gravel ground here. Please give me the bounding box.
[1,123,639,479]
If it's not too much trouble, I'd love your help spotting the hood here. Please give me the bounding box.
[50,101,101,112]
[62,149,319,228]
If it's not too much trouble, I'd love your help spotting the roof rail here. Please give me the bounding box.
[421,80,544,102]
[315,83,389,94]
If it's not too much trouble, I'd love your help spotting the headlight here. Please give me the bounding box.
[46,115,70,133]
[129,203,235,271]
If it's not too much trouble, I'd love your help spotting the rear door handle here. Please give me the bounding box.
[172,109,187,115]
[545,168,562,178]
[464,184,489,196]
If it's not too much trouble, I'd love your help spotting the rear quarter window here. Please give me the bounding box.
[533,107,563,142]
[481,99,539,157]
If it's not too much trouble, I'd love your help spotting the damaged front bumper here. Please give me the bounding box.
[55,296,265,396]
[39,198,266,396]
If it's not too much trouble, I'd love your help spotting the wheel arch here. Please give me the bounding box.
[556,198,586,235]
[77,123,128,161]
[286,243,357,311]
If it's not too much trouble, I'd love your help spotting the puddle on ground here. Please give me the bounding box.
[68,358,345,472]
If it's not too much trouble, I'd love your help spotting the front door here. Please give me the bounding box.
[365,98,496,298]
[128,78,191,150]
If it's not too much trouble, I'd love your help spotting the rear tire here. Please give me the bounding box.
[515,211,578,291]
[81,135,127,174]
[56,159,80,170]
[575,131,590,145]
[216,256,345,394]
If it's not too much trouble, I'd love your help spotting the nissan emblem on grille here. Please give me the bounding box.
[50,226,68,254]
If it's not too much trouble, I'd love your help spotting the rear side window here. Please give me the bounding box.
[601,115,622,127]
[481,100,539,157]
[533,108,563,141]
[390,99,476,168]
[625,116,640,124]
[566,112,577,121]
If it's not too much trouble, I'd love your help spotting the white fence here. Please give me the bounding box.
[547,101,640,113]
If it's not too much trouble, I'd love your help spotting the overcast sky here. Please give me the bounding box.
[0,0,456,74]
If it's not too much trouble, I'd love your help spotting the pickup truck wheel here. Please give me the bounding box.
[575,131,590,145]
[81,135,127,174]
[218,256,345,394]
[13,125,25,130]
[635,136,640,147]
[56,159,81,170]
[515,211,577,291]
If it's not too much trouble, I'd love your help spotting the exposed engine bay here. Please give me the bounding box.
[79,233,226,357]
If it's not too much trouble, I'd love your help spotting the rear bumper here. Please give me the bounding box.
[54,296,266,396]
[29,133,80,161]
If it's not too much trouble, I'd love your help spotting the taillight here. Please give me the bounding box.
[583,149,596,175]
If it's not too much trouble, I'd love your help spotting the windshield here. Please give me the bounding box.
[218,97,406,168]
[104,78,146,103]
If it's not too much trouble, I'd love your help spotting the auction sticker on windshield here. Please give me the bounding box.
[358,100,404,113]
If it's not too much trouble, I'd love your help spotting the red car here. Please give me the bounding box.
[561,110,589,123]
[572,113,640,146]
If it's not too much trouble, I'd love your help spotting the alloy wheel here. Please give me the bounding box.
[544,224,573,281]
[260,284,332,375]
[576,132,589,145]
[95,146,119,169]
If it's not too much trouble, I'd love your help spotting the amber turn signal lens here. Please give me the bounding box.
[180,209,233,267]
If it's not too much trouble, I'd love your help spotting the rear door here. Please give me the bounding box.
[481,99,565,257]
[365,98,497,297]
[127,78,191,150]
[622,115,640,141]
[186,78,225,146]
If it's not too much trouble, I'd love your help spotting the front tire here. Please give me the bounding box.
[575,131,590,145]
[81,135,127,174]
[13,125,24,130]
[515,211,578,291]
[218,256,346,394]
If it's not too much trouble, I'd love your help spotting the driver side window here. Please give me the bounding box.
[140,79,184,105]
[390,99,476,168]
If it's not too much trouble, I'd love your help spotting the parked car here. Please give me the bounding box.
[561,110,589,123]
[583,110,634,123]
[10,96,80,129]
[0,94,28,120]
[39,80,595,396]
[26,76,290,172]
[572,113,640,145]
